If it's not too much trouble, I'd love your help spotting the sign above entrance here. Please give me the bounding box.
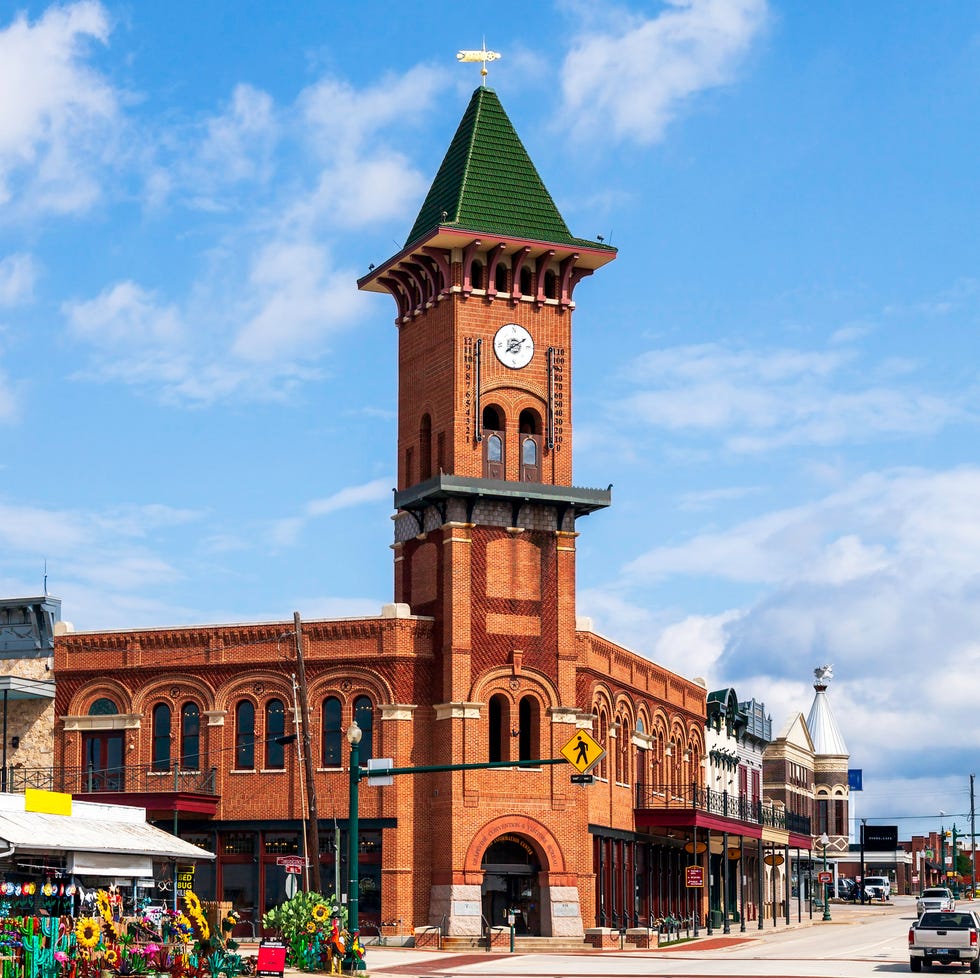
[560,730,606,774]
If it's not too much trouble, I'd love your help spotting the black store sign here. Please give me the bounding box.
[862,825,898,848]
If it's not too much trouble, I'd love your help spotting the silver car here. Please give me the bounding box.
[917,887,956,915]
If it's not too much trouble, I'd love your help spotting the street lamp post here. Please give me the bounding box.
[819,832,831,922]
[345,720,363,972]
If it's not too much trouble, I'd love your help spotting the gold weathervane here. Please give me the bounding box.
[457,43,501,84]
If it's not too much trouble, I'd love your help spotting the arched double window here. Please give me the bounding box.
[180,702,200,771]
[235,701,255,770]
[152,703,171,772]
[322,696,342,767]
[265,698,286,770]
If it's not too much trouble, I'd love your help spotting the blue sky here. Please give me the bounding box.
[2,0,979,844]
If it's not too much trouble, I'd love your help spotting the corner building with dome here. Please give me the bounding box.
[50,86,735,942]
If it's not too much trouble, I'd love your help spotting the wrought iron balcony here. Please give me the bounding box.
[8,763,217,796]
[635,782,812,836]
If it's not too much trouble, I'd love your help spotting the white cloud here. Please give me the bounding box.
[0,253,37,305]
[270,477,393,546]
[64,280,184,348]
[0,1,117,213]
[561,0,768,144]
[231,240,367,362]
[610,341,966,453]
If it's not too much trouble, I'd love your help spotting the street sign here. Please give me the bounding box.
[570,774,594,785]
[367,757,394,786]
[818,871,832,884]
[284,874,298,898]
[686,866,704,888]
[276,856,307,872]
[560,730,606,774]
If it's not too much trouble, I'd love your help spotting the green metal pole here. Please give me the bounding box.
[822,842,831,921]
[347,732,361,972]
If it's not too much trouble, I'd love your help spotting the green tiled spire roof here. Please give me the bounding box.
[405,87,611,252]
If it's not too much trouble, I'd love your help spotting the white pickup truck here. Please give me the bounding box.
[909,910,980,973]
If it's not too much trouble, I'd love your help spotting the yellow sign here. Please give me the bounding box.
[561,730,605,774]
[25,788,72,816]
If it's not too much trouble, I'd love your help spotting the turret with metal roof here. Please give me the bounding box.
[806,664,848,757]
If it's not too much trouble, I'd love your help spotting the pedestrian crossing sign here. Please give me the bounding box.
[561,730,606,774]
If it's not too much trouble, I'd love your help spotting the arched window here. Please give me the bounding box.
[89,697,118,715]
[354,696,374,764]
[484,425,504,479]
[265,698,286,769]
[544,269,557,299]
[616,714,631,785]
[152,703,171,772]
[322,696,342,767]
[495,263,508,292]
[594,708,608,781]
[518,696,539,762]
[419,414,432,481]
[180,702,200,771]
[520,266,532,296]
[488,694,508,763]
[519,410,541,482]
[235,701,255,770]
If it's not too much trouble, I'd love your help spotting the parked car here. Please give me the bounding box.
[829,878,857,900]
[864,875,892,899]
[917,887,956,915]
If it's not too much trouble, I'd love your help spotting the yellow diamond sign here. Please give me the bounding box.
[561,730,606,774]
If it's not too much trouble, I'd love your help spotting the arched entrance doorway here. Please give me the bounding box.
[481,835,541,934]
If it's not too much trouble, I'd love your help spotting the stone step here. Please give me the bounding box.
[440,935,590,953]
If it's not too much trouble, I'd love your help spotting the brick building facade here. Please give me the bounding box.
[44,86,717,941]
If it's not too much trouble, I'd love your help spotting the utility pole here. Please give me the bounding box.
[971,774,977,899]
[859,818,867,903]
[294,612,322,893]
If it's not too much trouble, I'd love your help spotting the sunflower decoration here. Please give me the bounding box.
[221,909,240,933]
[104,948,120,967]
[305,921,316,934]
[96,890,112,920]
[182,891,202,916]
[311,903,329,923]
[75,917,102,949]
[96,889,120,941]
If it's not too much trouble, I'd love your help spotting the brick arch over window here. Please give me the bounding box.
[464,814,567,876]
[67,681,134,717]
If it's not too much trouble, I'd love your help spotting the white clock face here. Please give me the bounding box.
[493,323,534,369]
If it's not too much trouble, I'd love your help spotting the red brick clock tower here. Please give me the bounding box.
[359,85,616,936]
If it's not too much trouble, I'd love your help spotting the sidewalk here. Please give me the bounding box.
[337,897,916,977]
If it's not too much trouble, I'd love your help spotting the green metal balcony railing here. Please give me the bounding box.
[635,782,812,836]
[8,763,217,796]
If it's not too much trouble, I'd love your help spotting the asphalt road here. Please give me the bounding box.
[355,895,940,978]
